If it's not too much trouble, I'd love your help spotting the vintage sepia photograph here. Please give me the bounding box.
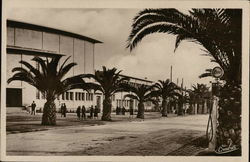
[1,0,249,161]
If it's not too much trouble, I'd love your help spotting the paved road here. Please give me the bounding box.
[7,115,209,156]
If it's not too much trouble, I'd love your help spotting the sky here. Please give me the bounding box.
[7,7,218,88]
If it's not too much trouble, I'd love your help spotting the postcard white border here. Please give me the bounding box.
[1,0,249,162]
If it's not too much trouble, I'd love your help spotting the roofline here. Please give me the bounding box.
[7,45,65,58]
[7,19,103,44]
[119,74,153,83]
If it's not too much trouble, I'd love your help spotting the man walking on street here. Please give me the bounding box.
[63,103,67,117]
[90,105,94,119]
[61,103,64,117]
[82,105,86,120]
[94,106,99,119]
[76,106,81,120]
[31,101,36,115]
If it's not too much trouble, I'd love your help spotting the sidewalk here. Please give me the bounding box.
[6,109,177,134]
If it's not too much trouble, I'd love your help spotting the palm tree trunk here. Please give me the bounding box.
[189,103,194,114]
[101,97,112,121]
[161,99,168,117]
[194,103,198,114]
[197,101,201,114]
[41,99,56,125]
[137,102,144,119]
[202,100,205,114]
[177,100,183,116]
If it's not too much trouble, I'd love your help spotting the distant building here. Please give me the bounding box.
[6,20,153,112]
[113,74,153,111]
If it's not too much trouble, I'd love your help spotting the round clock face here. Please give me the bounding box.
[212,66,224,78]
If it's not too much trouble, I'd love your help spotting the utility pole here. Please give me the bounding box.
[181,78,184,115]
[170,66,173,82]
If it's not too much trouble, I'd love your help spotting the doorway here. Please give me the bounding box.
[96,96,101,109]
[129,99,134,109]
[6,88,22,107]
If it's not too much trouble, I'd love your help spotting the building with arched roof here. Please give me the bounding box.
[6,20,154,112]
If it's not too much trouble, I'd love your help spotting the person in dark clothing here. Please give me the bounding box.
[76,106,81,120]
[129,107,134,118]
[94,106,99,119]
[116,106,119,115]
[118,107,121,115]
[122,106,126,115]
[31,101,36,115]
[90,106,94,119]
[81,105,86,120]
[63,103,67,117]
[61,103,64,117]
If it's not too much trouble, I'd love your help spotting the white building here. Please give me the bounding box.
[113,74,153,112]
[6,20,153,112]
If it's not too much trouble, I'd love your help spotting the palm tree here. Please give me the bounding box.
[83,66,129,121]
[151,79,180,117]
[186,90,197,114]
[192,83,209,114]
[127,9,241,85]
[7,56,91,125]
[124,84,153,119]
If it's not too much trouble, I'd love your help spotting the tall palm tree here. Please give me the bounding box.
[83,66,129,121]
[127,9,241,85]
[186,90,197,114]
[192,83,209,114]
[7,56,91,125]
[124,84,153,119]
[151,79,180,117]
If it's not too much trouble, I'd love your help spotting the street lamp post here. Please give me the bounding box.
[207,66,224,151]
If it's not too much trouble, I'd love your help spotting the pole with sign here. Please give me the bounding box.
[208,66,224,151]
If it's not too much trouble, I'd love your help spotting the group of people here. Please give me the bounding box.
[76,105,100,120]
[116,106,126,115]
[116,106,134,118]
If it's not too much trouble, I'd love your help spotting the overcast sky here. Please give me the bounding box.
[7,7,218,88]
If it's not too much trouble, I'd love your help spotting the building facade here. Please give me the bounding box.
[6,20,103,111]
[112,75,153,112]
[6,20,154,112]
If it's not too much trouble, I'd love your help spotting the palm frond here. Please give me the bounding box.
[199,72,212,78]
[12,67,29,74]
[19,60,41,77]
[127,8,242,84]
[58,56,71,74]
[57,62,77,80]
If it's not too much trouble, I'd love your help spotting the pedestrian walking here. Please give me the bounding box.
[61,103,64,117]
[129,107,134,119]
[63,103,67,117]
[76,106,81,120]
[81,105,86,120]
[90,105,94,119]
[31,101,36,115]
[94,106,99,119]
[116,106,119,115]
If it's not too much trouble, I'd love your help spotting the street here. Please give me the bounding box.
[7,114,209,156]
